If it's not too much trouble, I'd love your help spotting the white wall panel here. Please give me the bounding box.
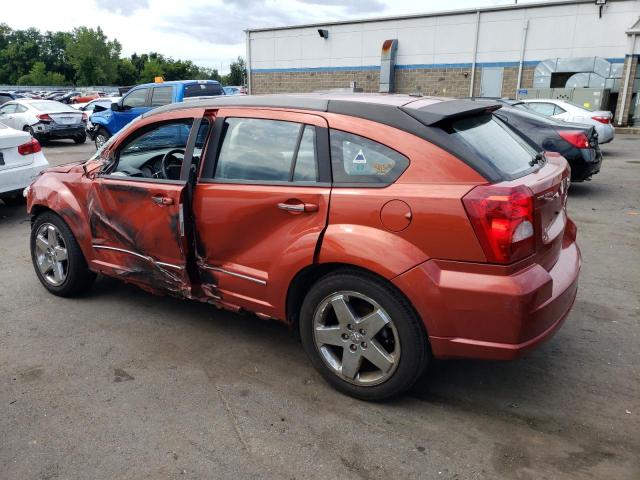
[249,0,640,70]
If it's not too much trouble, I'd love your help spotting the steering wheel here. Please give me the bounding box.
[161,148,185,180]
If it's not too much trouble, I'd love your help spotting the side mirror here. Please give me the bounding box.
[111,102,121,112]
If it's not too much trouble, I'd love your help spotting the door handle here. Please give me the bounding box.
[277,202,318,213]
[151,195,174,206]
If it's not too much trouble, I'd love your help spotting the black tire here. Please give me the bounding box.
[30,211,96,296]
[23,125,39,141]
[73,133,87,144]
[94,127,110,150]
[299,270,430,401]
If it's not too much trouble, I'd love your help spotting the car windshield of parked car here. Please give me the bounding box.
[184,83,224,98]
[29,101,77,112]
[449,113,538,178]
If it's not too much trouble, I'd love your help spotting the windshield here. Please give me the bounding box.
[449,114,538,178]
[563,100,594,112]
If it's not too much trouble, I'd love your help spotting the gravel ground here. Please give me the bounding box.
[0,136,638,479]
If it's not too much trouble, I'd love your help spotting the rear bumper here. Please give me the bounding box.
[393,231,581,361]
[32,122,85,139]
[568,148,602,181]
[0,152,49,195]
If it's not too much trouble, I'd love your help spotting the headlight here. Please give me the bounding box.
[23,185,31,198]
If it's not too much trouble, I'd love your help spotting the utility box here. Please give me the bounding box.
[379,39,398,93]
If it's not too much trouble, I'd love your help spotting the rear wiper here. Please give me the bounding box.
[529,152,544,167]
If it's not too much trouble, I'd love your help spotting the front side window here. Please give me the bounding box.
[151,86,173,107]
[0,103,17,114]
[111,120,192,180]
[122,88,149,109]
[330,130,409,185]
[214,118,317,183]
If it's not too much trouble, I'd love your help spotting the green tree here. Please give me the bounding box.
[139,59,165,83]
[116,58,138,85]
[17,62,68,86]
[226,56,246,86]
[66,27,120,85]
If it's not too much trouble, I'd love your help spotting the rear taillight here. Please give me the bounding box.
[18,138,41,155]
[36,113,52,122]
[591,116,610,124]
[558,130,590,149]
[462,185,535,264]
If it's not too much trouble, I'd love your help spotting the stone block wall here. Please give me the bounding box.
[251,65,536,99]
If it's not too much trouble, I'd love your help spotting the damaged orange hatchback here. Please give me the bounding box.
[27,95,581,400]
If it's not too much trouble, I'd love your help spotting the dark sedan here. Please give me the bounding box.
[473,100,602,182]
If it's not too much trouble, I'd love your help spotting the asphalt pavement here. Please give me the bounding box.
[0,137,638,479]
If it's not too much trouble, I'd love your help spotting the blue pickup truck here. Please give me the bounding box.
[89,79,224,149]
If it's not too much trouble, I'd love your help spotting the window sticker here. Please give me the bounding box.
[353,149,367,164]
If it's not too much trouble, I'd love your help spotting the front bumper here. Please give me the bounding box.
[393,229,581,361]
[32,122,85,139]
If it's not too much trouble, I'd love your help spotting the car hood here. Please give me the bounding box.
[45,160,86,174]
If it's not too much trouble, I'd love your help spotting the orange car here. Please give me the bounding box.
[26,94,580,400]
[70,92,103,104]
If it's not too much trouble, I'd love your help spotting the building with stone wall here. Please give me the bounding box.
[246,0,640,125]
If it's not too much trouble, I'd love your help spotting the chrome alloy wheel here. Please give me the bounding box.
[312,291,400,386]
[95,134,108,150]
[34,223,69,286]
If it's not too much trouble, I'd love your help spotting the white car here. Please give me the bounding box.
[0,99,87,144]
[522,99,615,144]
[0,122,49,205]
[71,97,121,135]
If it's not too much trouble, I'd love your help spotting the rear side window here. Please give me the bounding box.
[214,118,317,183]
[330,130,409,185]
[449,114,537,177]
[184,83,223,98]
[150,86,173,107]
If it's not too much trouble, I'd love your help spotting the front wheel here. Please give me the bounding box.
[73,133,87,144]
[94,128,110,150]
[30,212,96,296]
[299,271,430,401]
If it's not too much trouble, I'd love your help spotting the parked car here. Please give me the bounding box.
[76,97,121,135]
[0,92,18,105]
[0,121,49,205]
[70,92,103,104]
[25,95,580,400]
[89,80,225,150]
[223,86,247,95]
[473,101,602,182]
[0,100,87,144]
[521,99,614,144]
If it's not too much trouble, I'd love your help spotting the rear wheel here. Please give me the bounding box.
[94,128,110,150]
[30,212,96,296]
[73,133,87,144]
[300,270,430,401]
[23,126,38,140]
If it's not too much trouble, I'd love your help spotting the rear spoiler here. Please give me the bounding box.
[400,100,502,127]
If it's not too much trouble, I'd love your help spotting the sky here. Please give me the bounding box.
[3,0,551,73]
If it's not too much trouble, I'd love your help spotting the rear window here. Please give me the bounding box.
[184,83,223,98]
[30,101,76,112]
[449,114,537,178]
